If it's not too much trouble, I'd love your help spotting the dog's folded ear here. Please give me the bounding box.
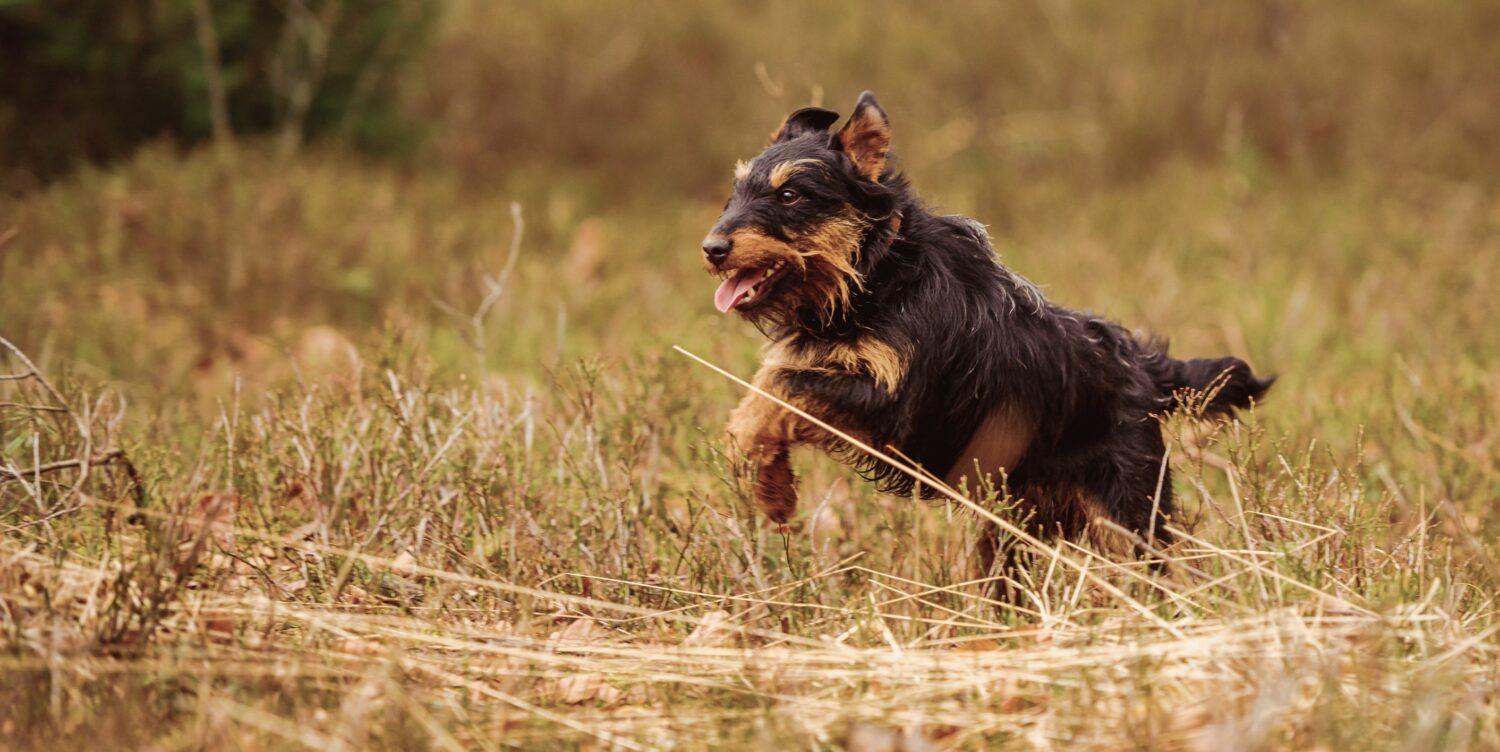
[834,91,892,182]
[772,106,841,144]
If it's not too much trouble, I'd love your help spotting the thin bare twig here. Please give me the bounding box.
[0,449,126,482]
[0,334,93,499]
[0,336,145,509]
[428,203,525,366]
[0,402,68,413]
[468,202,524,371]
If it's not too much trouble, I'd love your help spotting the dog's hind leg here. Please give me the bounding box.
[975,517,1029,607]
[975,479,1091,606]
[1081,423,1177,564]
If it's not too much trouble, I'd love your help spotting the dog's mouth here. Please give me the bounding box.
[713,261,791,313]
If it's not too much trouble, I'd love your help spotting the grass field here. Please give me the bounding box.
[3,141,1497,749]
[4,3,1500,749]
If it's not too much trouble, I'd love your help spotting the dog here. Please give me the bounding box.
[702,91,1272,581]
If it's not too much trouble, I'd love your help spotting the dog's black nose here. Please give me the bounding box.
[702,236,733,264]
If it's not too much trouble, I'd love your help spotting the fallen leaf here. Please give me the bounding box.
[334,638,383,656]
[293,325,361,386]
[551,618,610,646]
[391,550,418,576]
[344,584,369,605]
[685,610,737,647]
[185,492,240,552]
[556,672,620,705]
[199,613,236,642]
[1000,694,1038,713]
[843,723,940,752]
[954,638,1001,652]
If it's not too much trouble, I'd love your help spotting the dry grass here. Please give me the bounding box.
[3,3,1500,744]
[2,180,1498,744]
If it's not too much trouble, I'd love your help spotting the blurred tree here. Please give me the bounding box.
[0,0,438,185]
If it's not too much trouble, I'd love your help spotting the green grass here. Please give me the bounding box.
[2,138,1496,749]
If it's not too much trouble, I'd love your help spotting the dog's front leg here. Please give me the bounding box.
[725,361,885,524]
[725,380,809,524]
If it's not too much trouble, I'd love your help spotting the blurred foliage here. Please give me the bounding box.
[0,0,437,187]
[418,0,1500,204]
[5,0,1499,201]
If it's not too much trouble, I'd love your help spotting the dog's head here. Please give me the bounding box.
[702,91,897,325]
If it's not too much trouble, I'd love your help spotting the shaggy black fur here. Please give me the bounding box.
[704,92,1273,563]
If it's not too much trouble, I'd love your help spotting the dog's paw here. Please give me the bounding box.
[754,448,799,524]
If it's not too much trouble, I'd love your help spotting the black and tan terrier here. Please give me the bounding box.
[703,91,1272,576]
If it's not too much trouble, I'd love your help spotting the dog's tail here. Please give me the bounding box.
[1150,354,1275,418]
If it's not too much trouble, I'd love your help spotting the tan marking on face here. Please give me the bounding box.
[768,158,822,189]
[943,407,1034,490]
[733,160,752,181]
[789,210,868,323]
[716,211,868,324]
[721,228,800,274]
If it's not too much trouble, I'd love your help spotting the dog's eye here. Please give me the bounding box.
[777,189,800,205]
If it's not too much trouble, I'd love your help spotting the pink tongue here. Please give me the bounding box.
[714,269,762,313]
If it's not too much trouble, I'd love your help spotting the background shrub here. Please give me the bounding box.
[0,0,437,185]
